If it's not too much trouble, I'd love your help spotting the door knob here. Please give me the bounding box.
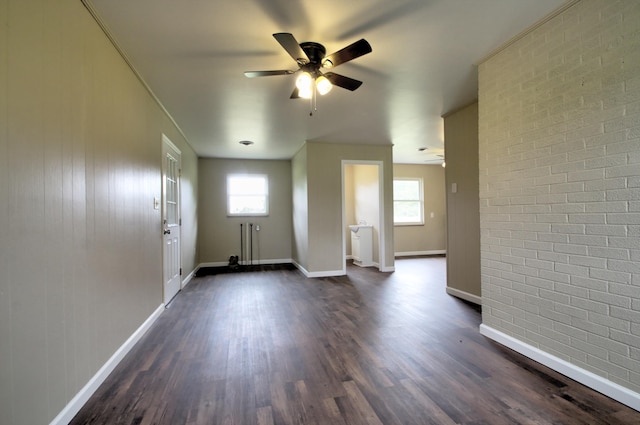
[164,229,171,235]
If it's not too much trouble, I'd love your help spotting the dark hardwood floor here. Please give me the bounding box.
[70,257,640,424]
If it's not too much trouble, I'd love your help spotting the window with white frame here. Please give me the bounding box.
[227,174,269,216]
[393,178,424,225]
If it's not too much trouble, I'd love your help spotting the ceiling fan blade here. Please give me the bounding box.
[244,70,295,78]
[323,39,372,68]
[273,33,309,64]
[290,87,301,99]
[324,72,363,91]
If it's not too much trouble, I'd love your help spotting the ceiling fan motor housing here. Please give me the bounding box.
[299,41,326,65]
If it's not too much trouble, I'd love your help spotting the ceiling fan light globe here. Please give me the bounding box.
[298,86,313,99]
[316,76,332,95]
[296,72,313,91]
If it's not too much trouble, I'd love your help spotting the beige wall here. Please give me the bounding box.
[479,0,640,402]
[0,1,199,423]
[294,142,394,275]
[393,164,447,255]
[443,103,481,301]
[198,158,292,264]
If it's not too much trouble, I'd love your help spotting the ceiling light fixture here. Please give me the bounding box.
[316,75,332,95]
[239,140,254,146]
[296,72,333,99]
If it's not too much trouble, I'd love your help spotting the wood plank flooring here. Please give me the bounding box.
[70,257,640,424]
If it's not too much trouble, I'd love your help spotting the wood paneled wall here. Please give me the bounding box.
[0,1,198,423]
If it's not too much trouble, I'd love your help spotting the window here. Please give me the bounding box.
[227,174,269,216]
[393,178,424,225]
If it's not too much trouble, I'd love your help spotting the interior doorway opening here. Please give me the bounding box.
[342,161,385,272]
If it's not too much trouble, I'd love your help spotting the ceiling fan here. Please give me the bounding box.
[244,33,372,99]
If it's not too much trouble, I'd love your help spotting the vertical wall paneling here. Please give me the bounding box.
[1,0,199,423]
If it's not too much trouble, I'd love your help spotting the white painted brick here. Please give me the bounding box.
[568,234,607,246]
[610,306,640,325]
[572,338,610,362]
[568,168,606,182]
[525,258,554,271]
[480,0,640,393]
[556,263,590,278]
[590,267,632,284]
[606,187,640,201]
[568,191,605,203]
[549,182,584,193]
[551,223,585,234]
[539,269,570,284]
[608,282,640,298]
[553,243,588,255]
[611,329,640,350]
[512,281,540,296]
[585,224,627,236]
[568,213,606,224]
[588,246,630,260]
[588,355,631,380]
[571,276,608,292]
[585,177,626,190]
[606,163,640,178]
[608,212,640,224]
[610,353,640,377]
[607,259,640,273]
[585,201,627,213]
[551,203,585,213]
[585,153,628,169]
[590,289,631,309]
[571,317,609,337]
[588,332,629,357]
[540,307,572,325]
[568,254,607,269]
[571,296,608,315]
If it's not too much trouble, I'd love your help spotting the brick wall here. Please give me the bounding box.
[479,0,640,395]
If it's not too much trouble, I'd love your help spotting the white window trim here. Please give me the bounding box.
[393,177,424,226]
[227,174,269,217]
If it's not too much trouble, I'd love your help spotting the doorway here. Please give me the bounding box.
[162,135,181,305]
[342,161,385,271]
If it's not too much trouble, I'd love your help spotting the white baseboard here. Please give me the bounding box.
[181,267,197,289]
[446,287,482,305]
[395,250,446,257]
[479,324,640,412]
[50,304,165,425]
[292,260,346,278]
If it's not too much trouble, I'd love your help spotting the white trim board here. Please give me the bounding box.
[50,305,165,425]
[480,324,640,412]
[446,287,481,305]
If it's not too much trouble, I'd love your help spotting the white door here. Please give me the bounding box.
[162,135,181,305]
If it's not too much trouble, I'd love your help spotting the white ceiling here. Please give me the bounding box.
[85,0,567,164]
